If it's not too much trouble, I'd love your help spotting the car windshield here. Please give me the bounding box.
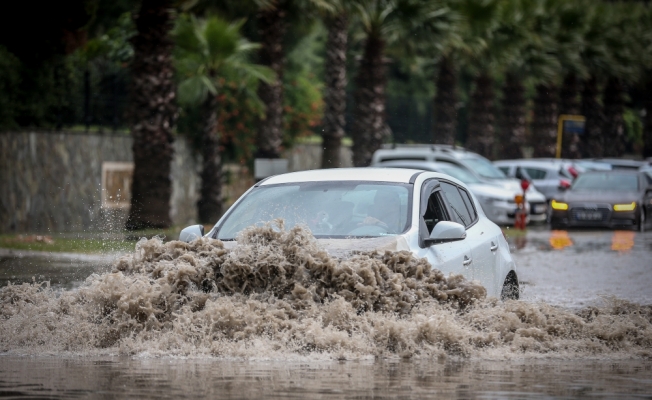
[571,173,639,192]
[216,181,411,240]
[439,166,482,184]
[462,157,507,179]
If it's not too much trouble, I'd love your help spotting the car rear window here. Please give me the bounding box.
[572,173,639,191]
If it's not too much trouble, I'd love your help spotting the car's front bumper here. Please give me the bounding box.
[550,203,638,229]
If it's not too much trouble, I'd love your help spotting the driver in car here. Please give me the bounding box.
[359,189,401,232]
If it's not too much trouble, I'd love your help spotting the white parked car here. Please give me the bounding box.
[374,160,534,226]
[370,144,548,222]
[180,168,519,299]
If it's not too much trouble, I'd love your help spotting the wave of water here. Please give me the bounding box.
[1,222,651,360]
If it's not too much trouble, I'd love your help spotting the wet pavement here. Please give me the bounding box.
[509,227,652,307]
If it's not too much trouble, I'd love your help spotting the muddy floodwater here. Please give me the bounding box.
[1,226,651,398]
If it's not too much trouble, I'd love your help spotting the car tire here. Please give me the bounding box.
[500,271,519,300]
[639,209,646,233]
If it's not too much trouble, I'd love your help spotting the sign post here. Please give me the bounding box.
[556,114,586,158]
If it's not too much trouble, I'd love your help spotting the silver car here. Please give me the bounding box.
[494,159,577,201]
[375,160,535,226]
[180,168,519,299]
[370,145,548,222]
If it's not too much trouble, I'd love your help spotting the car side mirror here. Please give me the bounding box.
[423,221,466,246]
[179,224,205,242]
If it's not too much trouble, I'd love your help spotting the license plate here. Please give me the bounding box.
[575,211,602,220]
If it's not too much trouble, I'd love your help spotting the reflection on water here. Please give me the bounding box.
[549,230,574,250]
[540,229,638,253]
[0,356,650,399]
[611,231,635,253]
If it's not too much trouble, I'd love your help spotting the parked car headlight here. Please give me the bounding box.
[613,202,636,211]
[551,200,569,210]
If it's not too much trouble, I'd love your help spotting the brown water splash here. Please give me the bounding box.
[1,223,651,359]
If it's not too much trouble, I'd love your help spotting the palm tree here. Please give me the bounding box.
[642,7,652,158]
[430,7,463,146]
[578,3,615,158]
[174,15,274,223]
[321,3,349,168]
[126,0,178,230]
[553,1,587,159]
[456,0,506,159]
[601,3,642,158]
[528,0,573,159]
[351,0,454,166]
[645,77,652,158]
[255,0,288,159]
[432,55,458,145]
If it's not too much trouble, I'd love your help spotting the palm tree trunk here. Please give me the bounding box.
[498,72,525,159]
[559,72,581,159]
[581,76,604,158]
[256,3,286,159]
[197,95,222,224]
[602,76,626,157]
[432,56,457,145]
[352,33,387,167]
[644,77,652,158]
[531,84,558,158]
[126,0,176,230]
[321,13,348,168]
[466,73,495,159]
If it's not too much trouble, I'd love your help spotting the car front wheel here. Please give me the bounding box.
[638,209,646,233]
[500,271,519,300]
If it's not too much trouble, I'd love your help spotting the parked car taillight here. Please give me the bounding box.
[559,179,572,189]
[567,166,579,178]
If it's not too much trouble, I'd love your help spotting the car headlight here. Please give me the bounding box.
[551,200,568,210]
[613,202,636,211]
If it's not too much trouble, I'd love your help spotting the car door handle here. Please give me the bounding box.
[463,256,472,266]
[490,242,498,251]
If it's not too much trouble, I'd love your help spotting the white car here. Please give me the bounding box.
[374,160,534,225]
[370,144,548,222]
[179,168,519,299]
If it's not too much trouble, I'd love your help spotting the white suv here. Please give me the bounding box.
[370,144,548,222]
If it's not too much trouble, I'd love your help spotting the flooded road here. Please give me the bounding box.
[1,227,651,398]
[512,228,652,307]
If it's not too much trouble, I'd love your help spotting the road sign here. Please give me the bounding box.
[556,114,586,158]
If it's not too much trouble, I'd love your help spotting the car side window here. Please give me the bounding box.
[498,166,510,175]
[440,182,473,227]
[523,167,547,180]
[423,191,448,234]
[458,188,478,222]
[645,172,652,186]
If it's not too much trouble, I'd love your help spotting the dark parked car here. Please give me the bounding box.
[550,170,652,231]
